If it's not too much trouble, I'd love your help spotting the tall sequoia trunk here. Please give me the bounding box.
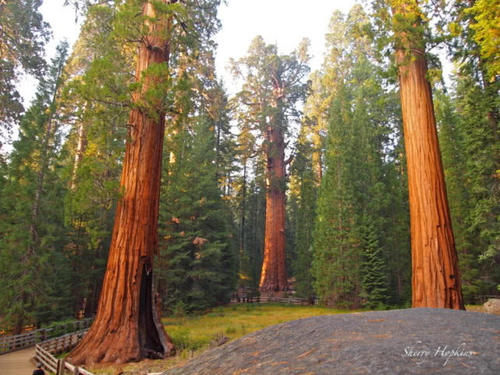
[259,97,287,294]
[68,1,175,365]
[392,0,464,309]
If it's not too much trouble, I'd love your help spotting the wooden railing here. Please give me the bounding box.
[0,330,46,354]
[0,319,92,354]
[35,344,58,373]
[230,296,318,305]
[35,330,94,375]
[35,330,165,375]
[38,330,88,355]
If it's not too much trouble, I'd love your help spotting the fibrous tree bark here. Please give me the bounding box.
[68,1,175,365]
[391,0,464,309]
[259,94,287,293]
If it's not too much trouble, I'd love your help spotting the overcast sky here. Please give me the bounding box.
[19,0,358,104]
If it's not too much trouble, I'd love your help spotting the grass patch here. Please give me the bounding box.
[89,303,356,374]
[162,303,355,353]
[465,304,486,313]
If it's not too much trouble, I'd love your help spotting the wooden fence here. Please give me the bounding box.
[35,330,94,375]
[3,317,166,374]
[230,295,318,305]
[34,330,165,375]
[0,319,92,354]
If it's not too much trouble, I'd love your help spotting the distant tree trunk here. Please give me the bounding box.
[68,1,175,365]
[259,95,287,294]
[392,0,464,309]
[240,161,247,254]
[311,128,323,184]
[70,121,87,191]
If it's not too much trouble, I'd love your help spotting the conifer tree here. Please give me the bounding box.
[68,0,224,364]
[0,42,70,332]
[159,115,236,312]
[360,220,388,309]
[443,0,499,296]
[69,0,180,364]
[390,0,464,309]
[0,0,50,141]
[60,3,130,316]
[312,5,407,307]
[288,125,318,299]
[231,36,310,295]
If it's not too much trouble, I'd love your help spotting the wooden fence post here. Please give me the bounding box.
[56,359,64,375]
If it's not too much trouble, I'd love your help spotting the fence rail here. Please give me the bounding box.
[35,330,94,375]
[230,296,318,305]
[4,317,164,374]
[39,330,88,355]
[35,344,59,374]
[0,319,92,355]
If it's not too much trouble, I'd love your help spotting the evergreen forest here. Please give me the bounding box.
[0,0,498,343]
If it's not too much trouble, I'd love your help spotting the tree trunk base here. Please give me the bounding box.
[68,267,175,366]
[259,286,289,299]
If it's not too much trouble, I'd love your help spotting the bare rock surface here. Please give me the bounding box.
[163,308,500,375]
[484,298,500,314]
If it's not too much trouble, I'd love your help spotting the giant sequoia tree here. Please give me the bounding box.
[60,3,131,316]
[232,37,309,294]
[68,0,179,364]
[390,0,464,309]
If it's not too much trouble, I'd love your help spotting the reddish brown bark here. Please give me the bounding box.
[259,102,287,294]
[68,2,175,365]
[392,1,464,309]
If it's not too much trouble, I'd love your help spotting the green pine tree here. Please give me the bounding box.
[159,116,237,313]
[0,0,50,139]
[0,42,72,331]
[360,220,388,309]
[312,5,409,308]
[288,126,318,299]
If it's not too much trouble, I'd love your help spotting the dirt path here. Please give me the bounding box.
[0,347,36,375]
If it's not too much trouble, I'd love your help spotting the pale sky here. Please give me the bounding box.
[215,0,358,89]
[19,0,358,104]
